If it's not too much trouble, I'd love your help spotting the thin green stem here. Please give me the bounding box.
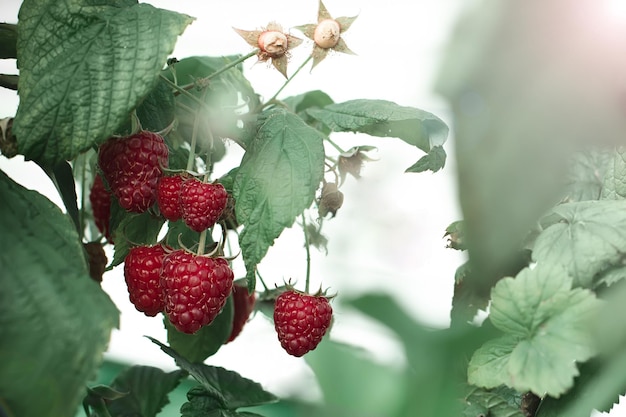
[159,73,206,109]
[197,229,208,256]
[79,158,87,241]
[264,55,312,108]
[205,49,258,81]
[301,213,312,293]
[324,136,346,154]
[256,270,269,291]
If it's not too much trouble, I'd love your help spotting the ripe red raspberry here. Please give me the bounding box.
[160,249,234,334]
[227,283,256,343]
[273,290,333,357]
[97,131,169,213]
[157,175,184,221]
[180,178,228,232]
[89,174,113,242]
[124,245,168,316]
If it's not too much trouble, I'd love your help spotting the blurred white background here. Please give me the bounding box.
[1,1,623,415]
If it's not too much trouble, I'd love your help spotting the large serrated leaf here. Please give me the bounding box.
[468,263,600,397]
[0,169,119,417]
[233,108,325,289]
[533,200,626,288]
[306,99,448,172]
[14,0,193,164]
[106,366,186,417]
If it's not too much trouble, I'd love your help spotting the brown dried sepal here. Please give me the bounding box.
[84,241,108,283]
[0,117,17,158]
[318,181,344,218]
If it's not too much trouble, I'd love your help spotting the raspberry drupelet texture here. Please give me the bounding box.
[98,131,169,213]
[160,249,234,334]
[227,283,256,343]
[273,290,333,357]
[124,245,168,316]
[157,174,184,221]
[180,178,228,232]
[89,174,113,242]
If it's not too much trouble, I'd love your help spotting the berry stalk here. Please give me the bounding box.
[263,55,312,110]
[301,213,312,294]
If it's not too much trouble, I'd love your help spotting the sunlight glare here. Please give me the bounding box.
[606,0,626,20]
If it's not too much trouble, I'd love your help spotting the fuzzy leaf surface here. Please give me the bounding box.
[307,99,448,171]
[463,385,524,417]
[14,0,193,164]
[165,296,234,363]
[234,108,325,289]
[533,200,626,287]
[468,263,600,397]
[0,169,119,417]
[106,366,186,417]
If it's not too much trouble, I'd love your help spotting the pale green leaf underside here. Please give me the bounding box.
[14,0,193,164]
[469,263,600,397]
[534,200,626,287]
[234,108,325,287]
[601,147,626,200]
[307,99,448,152]
[0,169,119,417]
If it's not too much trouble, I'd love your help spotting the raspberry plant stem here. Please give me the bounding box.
[197,229,207,256]
[301,213,312,294]
[264,55,312,109]
[204,49,258,81]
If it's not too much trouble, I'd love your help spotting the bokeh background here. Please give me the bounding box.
[1,1,624,415]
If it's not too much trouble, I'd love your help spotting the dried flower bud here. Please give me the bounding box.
[313,19,341,49]
[258,30,289,58]
[318,182,344,218]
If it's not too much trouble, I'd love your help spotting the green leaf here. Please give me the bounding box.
[148,338,277,410]
[283,90,334,114]
[468,263,601,397]
[117,76,177,135]
[233,108,325,289]
[14,0,193,164]
[0,169,119,417]
[405,144,446,173]
[166,55,260,151]
[533,200,626,287]
[304,340,406,417]
[463,385,525,417]
[106,366,186,417]
[109,201,165,268]
[165,296,234,363]
[307,99,448,171]
[181,387,268,417]
[601,146,626,200]
[0,23,17,59]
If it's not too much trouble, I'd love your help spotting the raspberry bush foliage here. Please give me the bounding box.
[2,1,625,417]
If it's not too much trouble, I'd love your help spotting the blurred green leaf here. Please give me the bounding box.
[533,200,626,288]
[181,387,267,417]
[0,23,17,59]
[234,108,325,290]
[109,202,165,268]
[405,144,446,173]
[468,263,600,397]
[563,149,613,202]
[106,366,186,417]
[463,385,524,417]
[14,0,193,164]
[305,340,406,417]
[0,169,119,417]
[601,147,626,200]
[165,296,234,363]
